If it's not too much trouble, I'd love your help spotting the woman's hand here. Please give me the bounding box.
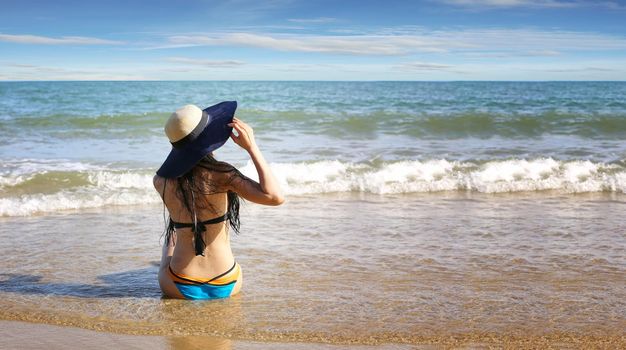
[228,117,257,153]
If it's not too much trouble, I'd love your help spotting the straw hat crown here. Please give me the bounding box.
[165,104,203,143]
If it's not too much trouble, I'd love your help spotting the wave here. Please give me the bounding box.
[3,110,626,139]
[242,158,626,195]
[0,160,158,216]
[1,158,625,216]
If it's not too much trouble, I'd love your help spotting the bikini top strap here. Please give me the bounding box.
[170,213,230,228]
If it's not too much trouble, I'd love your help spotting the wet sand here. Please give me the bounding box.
[1,192,625,348]
[1,320,624,349]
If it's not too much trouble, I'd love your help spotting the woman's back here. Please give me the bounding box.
[154,159,247,298]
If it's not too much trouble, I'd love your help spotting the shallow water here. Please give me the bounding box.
[0,192,624,344]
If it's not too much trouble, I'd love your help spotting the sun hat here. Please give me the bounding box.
[156,101,237,178]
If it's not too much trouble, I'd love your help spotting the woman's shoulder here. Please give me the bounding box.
[153,174,167,191]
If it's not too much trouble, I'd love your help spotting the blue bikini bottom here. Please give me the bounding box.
[168,261,240,300]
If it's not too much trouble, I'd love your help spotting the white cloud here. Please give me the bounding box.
[434,60,626,79]
[462,49,562,58]
[167,32,472,55]
[444,28,626,51]
[440,0,578,8]
[439,0,626,9]
[524,50,562,56]
[3,60,625,80]
[395,61,457,71]
[0,33,123,45]
[287,17,336,23]
[7,63,39,68]
[1,63,148,80]
[540,66,618,72]
[162,28,626,56]
[165,57,246,67]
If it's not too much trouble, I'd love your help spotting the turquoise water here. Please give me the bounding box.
[1,81,625,215]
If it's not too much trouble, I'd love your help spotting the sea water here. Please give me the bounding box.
[0,81,624,344]
[1,81,625,216]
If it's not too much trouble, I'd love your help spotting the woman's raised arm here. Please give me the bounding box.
[227,117,284,206]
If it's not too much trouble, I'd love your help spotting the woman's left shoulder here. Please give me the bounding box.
[153,174,165,190]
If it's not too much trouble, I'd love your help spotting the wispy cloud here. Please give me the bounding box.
[3,60,625,80]
[394,61,468,74]
[395,61,456,71]
[203,0,298,22]
[439,0,626,9]
[166,32,471,55]
[524,50,562,56]
[0,33,123,45]
[462,49,562,58]
[2,63,148,80]
[440,0,578,8]
[541,66,618,72]
[161,28,626,56]
[165,57,246,67]
[287,17,336,23]
[7,63,39,68]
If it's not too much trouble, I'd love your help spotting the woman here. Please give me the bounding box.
[153,101,284,300]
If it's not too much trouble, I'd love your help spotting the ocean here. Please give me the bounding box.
[0,81,624,347]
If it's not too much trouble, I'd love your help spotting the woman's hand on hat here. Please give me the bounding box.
[228,117,257,152]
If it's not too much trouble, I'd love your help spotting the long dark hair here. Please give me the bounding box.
[163,154,242,256]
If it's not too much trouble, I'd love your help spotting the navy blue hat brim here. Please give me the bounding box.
[156,101,237,178]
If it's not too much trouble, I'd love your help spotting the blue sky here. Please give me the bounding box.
[1,0,626,80]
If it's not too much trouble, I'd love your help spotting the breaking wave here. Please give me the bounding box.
[1,158,625,216]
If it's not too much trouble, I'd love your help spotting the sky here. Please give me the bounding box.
[1,0,625,81]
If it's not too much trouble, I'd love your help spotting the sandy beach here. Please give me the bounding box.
[1,192,625,348]
[2,320,624,349]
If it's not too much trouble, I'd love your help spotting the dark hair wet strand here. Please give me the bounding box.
[162,154,242,256]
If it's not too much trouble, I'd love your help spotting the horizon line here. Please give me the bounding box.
[2,79,626,83]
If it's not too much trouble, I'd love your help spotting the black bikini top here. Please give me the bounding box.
[161,178,230,235]
[169,213,229,230]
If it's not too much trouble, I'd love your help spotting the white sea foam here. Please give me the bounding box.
[88,171,153,189]
[0,158,99,188]
[1,158,96,174]
[0,172,160,217]
[1,158,624,216]
[0,190,161,216]
[242,158,626,195]
[0,159,159,216]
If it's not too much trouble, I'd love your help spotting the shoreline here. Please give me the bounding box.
[0,320,626,350]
